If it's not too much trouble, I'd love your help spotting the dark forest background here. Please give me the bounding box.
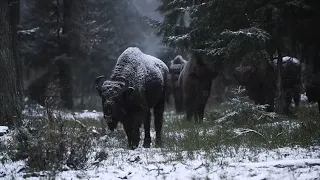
[1,0,320,126]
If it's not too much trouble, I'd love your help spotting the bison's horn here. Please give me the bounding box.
[114,76,130,90]
[95,75,107,91]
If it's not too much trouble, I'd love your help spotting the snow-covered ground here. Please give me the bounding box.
[1,145,320,179]
[22,104,104,120]
[1,99,320,180]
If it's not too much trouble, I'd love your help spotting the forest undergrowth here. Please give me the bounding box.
[1,88,319,175]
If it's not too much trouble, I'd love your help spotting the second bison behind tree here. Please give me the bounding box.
[179,52,219,122]
[234,53,301,113]
[95,47,169,150]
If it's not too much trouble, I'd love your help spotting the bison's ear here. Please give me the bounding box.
[95,86,102,96]
[127,87,135,94]
[123,87,135,100]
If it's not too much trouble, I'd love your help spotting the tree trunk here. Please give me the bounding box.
[10,0,23,102]
[275,10,284,113]
[0,0,22,127]
[58,0,74,110]
[276,48,284,113]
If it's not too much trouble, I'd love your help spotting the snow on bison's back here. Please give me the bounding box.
[115,47,169,106]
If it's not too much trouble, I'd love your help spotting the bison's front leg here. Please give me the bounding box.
[131,127,140,149]
[143,110,151,148]
[124,122,141,150]
[123,124,133,149]
[283,91,292,114]
[186,110,193,121]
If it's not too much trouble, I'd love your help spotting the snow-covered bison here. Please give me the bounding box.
[306,77,320,113]
[168,55,187,113]
[234,54,301,113]
[178,52,219,122]
[95,47,169,149]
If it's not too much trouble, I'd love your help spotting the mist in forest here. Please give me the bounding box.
[131,0,164,56]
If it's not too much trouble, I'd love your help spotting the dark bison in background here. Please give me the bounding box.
[168,55,187,113]
[95,47,169,150]
[234,53,301,113]
[27,70,60,107]
[178,52,219,122]
[210,72,233,104]
[306,76,320,113]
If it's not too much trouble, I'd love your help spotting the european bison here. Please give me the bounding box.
[95,47,169,149]
[234,54,301,113]
[306,76,320,113]
[178,52,219,122]
[27,70,60,107]
[168,55,187,113]
[210,72,233,104]
[273,56,301,113]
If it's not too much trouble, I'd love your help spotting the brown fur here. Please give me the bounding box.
[168,55,187,113]
[178,52,218,122]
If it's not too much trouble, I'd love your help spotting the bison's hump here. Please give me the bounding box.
[114,47,168,90]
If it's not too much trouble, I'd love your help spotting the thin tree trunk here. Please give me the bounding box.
[10,0,23,102]
[275,10,284,113]
[276,48,284,113]
[0,0,22,127]
[58,0,73,110]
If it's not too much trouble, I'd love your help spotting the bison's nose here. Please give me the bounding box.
[103,114,111,119]
[104,115,113,123]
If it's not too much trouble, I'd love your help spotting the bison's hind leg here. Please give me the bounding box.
[143,110,152,148]
[293,89,300,112]
[196,104,206,123]
[154,99,165,148]
[186,109,193,121]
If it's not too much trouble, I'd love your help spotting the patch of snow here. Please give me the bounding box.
[273,56,300,65]
[259,120,301,129]
[18,27,39,35]
[2,146,320,179]
[0,126,8,135]
[301,93,308,101]
[22,106,103,120]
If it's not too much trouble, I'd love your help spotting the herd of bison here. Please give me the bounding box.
[25,46,320,149]
[92,47,320,149]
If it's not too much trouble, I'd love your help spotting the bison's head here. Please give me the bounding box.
[95,75,134,131]
[233,66,255,86]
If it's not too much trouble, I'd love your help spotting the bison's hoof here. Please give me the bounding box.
[155,141,162,148]
[131,145,138,150]
[143,143,150,148]
[155,143,162,148]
